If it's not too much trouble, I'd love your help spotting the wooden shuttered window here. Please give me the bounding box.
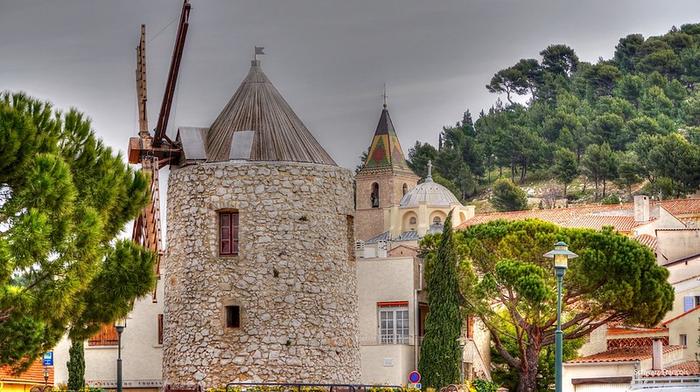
[157,314,164,345]
[88,324,119,346]
[219,211,239,256]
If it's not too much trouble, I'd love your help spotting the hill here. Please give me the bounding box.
[407,23,700,209]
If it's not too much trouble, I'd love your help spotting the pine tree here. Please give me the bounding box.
[553,148,578,197]
[67,340,85,392]
[418,212,462,389]
[491,179,528,211]
[0,92,154,369]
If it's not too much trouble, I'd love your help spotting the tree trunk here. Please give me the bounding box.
[563,183,568,197]
[517,338,542,392]
[602,178,607,198]
[594,178,599,200]
[520,163,527,184]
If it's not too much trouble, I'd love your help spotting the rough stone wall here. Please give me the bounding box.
[163,161,360,387]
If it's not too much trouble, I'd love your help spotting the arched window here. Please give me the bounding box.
[409,217,417,225]
[402,183,408,196]
[433,216,442,225]
[371,182,380,208]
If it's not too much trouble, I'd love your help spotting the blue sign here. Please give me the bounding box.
[414,383,422,390]
[408,370,421,384]
[43,352,53,367]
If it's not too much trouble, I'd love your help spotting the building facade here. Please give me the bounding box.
[162,59,360,386]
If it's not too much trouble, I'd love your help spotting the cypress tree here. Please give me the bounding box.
[67,340,85,391]
[418,211,463,389]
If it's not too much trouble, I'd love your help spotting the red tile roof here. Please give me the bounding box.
[662,305,700,326]
[0,359,54,385]
[565,215,648,232]
[608,326,668,335]
[643,361,700,377]
[633,234,658,250]
[459,204,635,228]
[459,198,700,232]
[568,345,683,364]
[658,198,700,217]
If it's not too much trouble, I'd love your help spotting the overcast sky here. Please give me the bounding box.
[2,0,700,169]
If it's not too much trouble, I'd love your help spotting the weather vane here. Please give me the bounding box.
[254,45,265,61]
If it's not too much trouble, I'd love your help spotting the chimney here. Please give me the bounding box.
[652,338,664,371]
[376,240,388,258]
[355,240,365,259]
[634,195,650,222]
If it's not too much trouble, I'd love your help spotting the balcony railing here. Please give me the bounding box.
[630,375,700,390]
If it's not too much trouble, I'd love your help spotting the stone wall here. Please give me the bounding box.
[163,161,360,387]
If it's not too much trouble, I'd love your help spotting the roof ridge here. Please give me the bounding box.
[662,305,700,326]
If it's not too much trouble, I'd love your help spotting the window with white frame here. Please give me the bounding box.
[378,303,409,344]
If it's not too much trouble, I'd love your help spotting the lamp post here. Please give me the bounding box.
[115,317,127,392]
[543,241,578,392]
[43,366,49,389]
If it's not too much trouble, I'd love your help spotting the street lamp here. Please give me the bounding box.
[543,241,578,392]
[115,317,127,392]
[43,366,49,389]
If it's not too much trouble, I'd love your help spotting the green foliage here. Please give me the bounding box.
[0,92,155,369]
[601,194,621,205]
[553,148,578,196]
[420,220,673,392]
[406,23,700,199]
[471,379,498,392]
[67,340,85,391]
[418,212,462,389]
[581,143,618,199]
[491,179,528,211]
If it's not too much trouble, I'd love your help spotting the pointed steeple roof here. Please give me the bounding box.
[360,104,412,173]
[204,59,336,165]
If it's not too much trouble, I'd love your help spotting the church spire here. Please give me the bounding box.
[358,90,412,174]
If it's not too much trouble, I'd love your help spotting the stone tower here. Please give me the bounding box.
[355,104,419,241]
[163,59,360,387]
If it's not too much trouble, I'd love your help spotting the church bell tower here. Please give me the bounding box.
[355,102,419,241]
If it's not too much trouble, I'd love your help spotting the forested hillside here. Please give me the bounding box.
[407,23,700,205]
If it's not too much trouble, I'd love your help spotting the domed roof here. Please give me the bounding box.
[399,162,461,208]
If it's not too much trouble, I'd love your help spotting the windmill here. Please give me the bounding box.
[128,0,191,299]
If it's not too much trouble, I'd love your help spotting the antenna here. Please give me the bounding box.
[382,83,388,108]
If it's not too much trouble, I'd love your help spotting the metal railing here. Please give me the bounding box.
[630,375,700,389]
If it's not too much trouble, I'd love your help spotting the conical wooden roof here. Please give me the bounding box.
[205,60,336,165]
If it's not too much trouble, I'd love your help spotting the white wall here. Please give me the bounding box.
[53,277,165,390]
[357,255,417,385]
[562,362,637,392]
[360,345,414,386]
[657,229,700,264]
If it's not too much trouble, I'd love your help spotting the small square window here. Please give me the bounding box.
[226,305,240,328]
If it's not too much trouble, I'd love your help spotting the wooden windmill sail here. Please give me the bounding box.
[128,0,191,299]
